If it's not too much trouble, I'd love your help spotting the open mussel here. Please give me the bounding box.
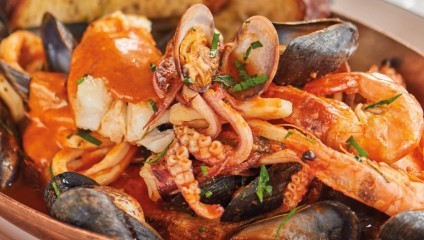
[228,201,360,240]
[41,12,77,73]
[273,19,358,86]
[45,172,162,240]
[222,163,301,222]
[379,210,424,240]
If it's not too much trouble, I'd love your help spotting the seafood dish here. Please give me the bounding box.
[0,2,424,240]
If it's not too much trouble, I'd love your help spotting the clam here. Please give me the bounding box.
[41,12,77,73]
[379,210,424,240]
[0,99,21,189]
[173,3,219,93]
[45,172,162,240]
[228,201,360,240]
[221,15,279,99]
[273,19,358,86]
[221,163,301,222]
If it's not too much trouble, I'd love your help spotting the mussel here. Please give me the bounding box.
[379,210,424,240]
[228,201,360,240]
[222,163,301,222]
[41,12,77,73]
[273,19,358,86]
[0,99,20,189]
[45,172,162,240]
[165,175,249,213]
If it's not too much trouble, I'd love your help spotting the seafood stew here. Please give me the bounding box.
[0,3,424,240]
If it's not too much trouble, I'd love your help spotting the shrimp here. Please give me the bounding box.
[248,119,424,216]
[0,30,45,72]
[265,71,423,163]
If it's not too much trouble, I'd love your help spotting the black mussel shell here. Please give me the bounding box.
[44,171,99,212]
[273,19,358,86]
[165,175,249,214]
[50,187,162,240]
[0,61,32,102]
[228,201,360,240]
[0,99,20,189]
[221,163,301,222]
[41,12,77,73]
[379,210,424,240]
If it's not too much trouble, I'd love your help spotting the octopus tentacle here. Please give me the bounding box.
[174,125,228,166]
[165,142,224,219]
[203,88,253,166]
[280,167,315,212]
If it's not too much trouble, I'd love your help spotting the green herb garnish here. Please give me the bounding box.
[212,75,235,87]
[204,191,213,198]
[49,164,60,198]
[234,60,250,81]
[76,130,102,146]
[346,136,368,157]
[199,226,206,233]
[210,32,220,58]
[201,166,208,176]
[232,75,268,93]
[183,77,193,84]
[274,207,298,240]
[244,41,263,61]
[364,94,402,110]
[146,142,172,164]
[77,74,88,85]
[149,99,158,112]
[251,41,263,49]
[366,160,390,183]
[256,165,272,202]
[149,63,156,72]
[284,131,293,140]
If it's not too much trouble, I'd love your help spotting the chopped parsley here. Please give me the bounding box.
[364,93,402,110]
[149,63,156,72]
[77,74,88,85]
[76,130,102,146]
[210,32,220,58]
[201,166,208,176]
[244,41,263,61]
[232,60,268,92]
[345,136,368,158]
[183,77,193,84]
[146,142,172,164]
[283,131,293,140]
[366,159,390,183]
[199,226,206,233]
[212,75,235,87]
[204,191,213,198]
[232,75,268,93]
[256,165,272,202]
[49,164,60,198]
[149,99,158,112]
[274,207,298,240]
